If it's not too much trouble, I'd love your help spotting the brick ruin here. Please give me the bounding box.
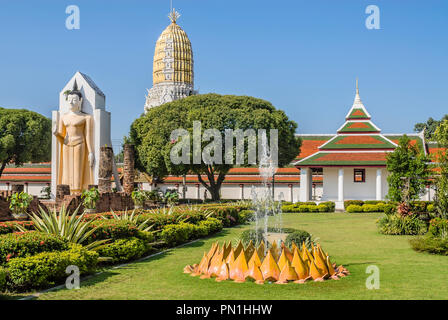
[0,144,138,221]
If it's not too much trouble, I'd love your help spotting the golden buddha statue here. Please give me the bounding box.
[53,81,94,193]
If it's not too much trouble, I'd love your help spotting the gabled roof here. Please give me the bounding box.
[319,135,396,150]
[295,134,334,160]
[297,151,388,166]
[337,121,380,133]
[346,108,370,120]
[295,80,402,167]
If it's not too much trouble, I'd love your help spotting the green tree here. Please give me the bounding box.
[386,135,430,202]
[414,115,448,140]
[0,107,51,178]
[130,94,301,200]
[433,120,448,218]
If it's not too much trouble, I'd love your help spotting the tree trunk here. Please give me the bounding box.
[0,161,8,179]
[196,167,227,201]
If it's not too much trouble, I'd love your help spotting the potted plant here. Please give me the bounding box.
[131,189,147,209]
[163,189,179,207]
[81,187,100,214]
[146,189,162,204]
[8,192,33,219]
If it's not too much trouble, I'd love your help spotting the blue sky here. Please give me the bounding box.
[0,0,447,152]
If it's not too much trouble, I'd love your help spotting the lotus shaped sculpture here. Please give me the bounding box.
[184,240,349,284]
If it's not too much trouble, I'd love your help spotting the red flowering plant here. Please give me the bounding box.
[397,202,413,217]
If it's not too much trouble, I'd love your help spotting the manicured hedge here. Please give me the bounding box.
[159,217,224,246]
[344,200,364,209]
[362,204,380,212]
[97,237,148,263]
[160,222,196,246]
[197,217,223,235]
[282,202,334,213]
[346,204,363,213]
[0,232,68,265]
[7,244,98,291]
[87,220,139,243]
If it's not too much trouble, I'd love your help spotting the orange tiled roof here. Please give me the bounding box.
[298,152,388,166]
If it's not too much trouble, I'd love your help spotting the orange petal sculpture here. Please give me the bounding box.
[184,241,348,285]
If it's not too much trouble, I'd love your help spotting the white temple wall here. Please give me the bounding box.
[322,167,388,201]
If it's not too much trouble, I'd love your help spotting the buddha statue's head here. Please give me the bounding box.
[67,80,83,112]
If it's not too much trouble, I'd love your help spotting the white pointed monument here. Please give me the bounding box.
[51,71,122,197]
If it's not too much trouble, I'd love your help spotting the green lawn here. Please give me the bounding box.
[21,213,448,299]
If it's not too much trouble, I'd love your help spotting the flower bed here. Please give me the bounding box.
[0,204,250,292]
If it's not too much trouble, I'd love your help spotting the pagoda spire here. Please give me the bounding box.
[353,77,363,107]
[168,7,181,24]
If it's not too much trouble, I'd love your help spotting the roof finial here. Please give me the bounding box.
[168,7,181,24]
[356,77,359,95]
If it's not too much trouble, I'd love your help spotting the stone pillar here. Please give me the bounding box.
[239,184,244,200]
[338,168,344,202]
[56,185,70,200]
[288,184,293,202]
[98,146,113,193]
[335,168,345,211]
[299,167,311,202]
[376,168,382,200]
[123,144,135,195]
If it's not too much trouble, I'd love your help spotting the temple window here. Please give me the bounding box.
[354,169,366,183]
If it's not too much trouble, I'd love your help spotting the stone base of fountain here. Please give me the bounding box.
[184,240,349,284]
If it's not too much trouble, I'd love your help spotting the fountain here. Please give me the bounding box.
[184,132,349,284]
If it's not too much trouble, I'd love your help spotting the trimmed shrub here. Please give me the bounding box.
[303,202,317,206]
[238,210,255,223]
[320,202,335,212]
[410,236,448,255]
[7,244,98,291]
[197,218,223,235]
[97,237,148,263]
[307,205,319,213]
[362,204,380,213]
[298,205,310,213]
[159,222,195,246]
[376,203,386,212]
[346,205,363,213]
[0,267,6,292]
[364,200,385,205]
[344,200,364,209]
[285,230,312,248]
[377,214,427,235]
[0,232,68,265]
[87,220,139,242]
[281,205,295,213]
[317,204,330,212]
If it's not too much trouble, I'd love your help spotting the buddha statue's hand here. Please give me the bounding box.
[88,152,95,168]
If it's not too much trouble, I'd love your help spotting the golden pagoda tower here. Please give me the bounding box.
[144,8,196,112]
